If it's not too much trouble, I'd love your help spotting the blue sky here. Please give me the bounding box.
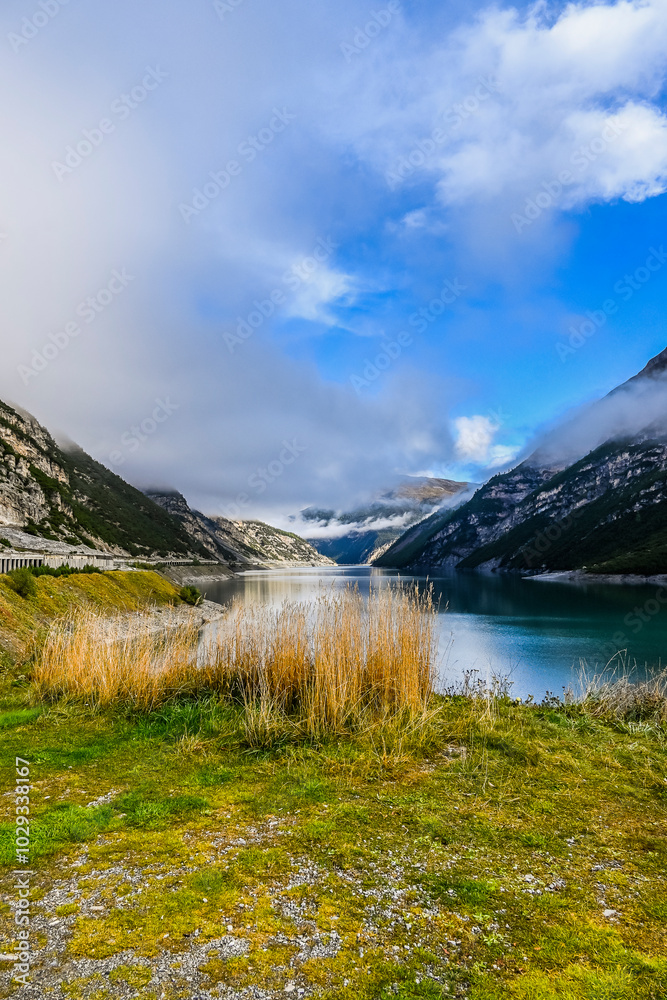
[1,0,667,521]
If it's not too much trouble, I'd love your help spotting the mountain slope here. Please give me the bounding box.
[377,349,667,576]
[146,491,333,567]
[0,399,203,558]
[0,397,331,568]
[457,439,667,575]
[373,465,558,570]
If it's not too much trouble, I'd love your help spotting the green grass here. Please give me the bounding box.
[0,659,665,998]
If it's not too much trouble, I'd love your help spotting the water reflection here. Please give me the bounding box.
[200,567,667,700]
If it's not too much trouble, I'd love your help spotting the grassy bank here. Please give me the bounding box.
[0,570,182,657]
[0,689,666,996]
[1,588,666,998]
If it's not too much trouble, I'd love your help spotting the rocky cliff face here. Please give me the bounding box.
[0,399,204,558]
[0,404,71,529]
[377,349,667,576]
[143,492,250,568]
[220,519,335,565]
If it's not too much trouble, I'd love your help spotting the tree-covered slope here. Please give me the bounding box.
[457,440,667,575]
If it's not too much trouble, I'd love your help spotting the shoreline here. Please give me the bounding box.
[529,569,667,587]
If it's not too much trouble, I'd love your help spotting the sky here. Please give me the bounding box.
[1,0,667,525]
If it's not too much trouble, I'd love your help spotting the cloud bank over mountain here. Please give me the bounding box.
[0,0,666,518]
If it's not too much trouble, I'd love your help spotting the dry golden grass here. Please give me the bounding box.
[33,610,201,710]
[33,585,438,734]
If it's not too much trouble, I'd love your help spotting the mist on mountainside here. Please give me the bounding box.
[519,353,667,471]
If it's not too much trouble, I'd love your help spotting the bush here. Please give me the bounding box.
[6,567,37,599]
[180,585,203,606]
[31,564,103,578]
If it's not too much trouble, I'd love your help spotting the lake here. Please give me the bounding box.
[199,566,667,701]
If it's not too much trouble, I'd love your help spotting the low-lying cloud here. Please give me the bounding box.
[1,0,666,526]
[530,367,667,468]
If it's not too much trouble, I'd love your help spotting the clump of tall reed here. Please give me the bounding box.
[579,662,667,724]
[33,586,438,737]
[203,585,436,739]
[33,610,201,710]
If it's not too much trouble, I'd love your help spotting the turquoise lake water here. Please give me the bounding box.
[200,566,667,700]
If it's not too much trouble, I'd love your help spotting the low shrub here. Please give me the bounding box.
[6,567,37,599]
[180,585,202,606]
[581,667,667,724]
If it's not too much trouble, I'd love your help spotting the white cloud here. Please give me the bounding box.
[291,511,414,541]
[453,415,519,468]
[334,0,667,212]
[454,415,499,462]
[488,444,521,467]
[284,265,354,323]
[0,0,465,521]
[402,208,428,229]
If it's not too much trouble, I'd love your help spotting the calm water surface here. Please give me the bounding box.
[200,567,667,700]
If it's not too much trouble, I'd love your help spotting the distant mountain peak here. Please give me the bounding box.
[635,345,667,378]
[297,475,471,565]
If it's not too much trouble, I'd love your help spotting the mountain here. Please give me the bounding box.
[622,345,667,387]
[375,348,667,576]
[146,492,333,567]
[0,398,202,558]
[0,398,332,569]
[296,477,470,564]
